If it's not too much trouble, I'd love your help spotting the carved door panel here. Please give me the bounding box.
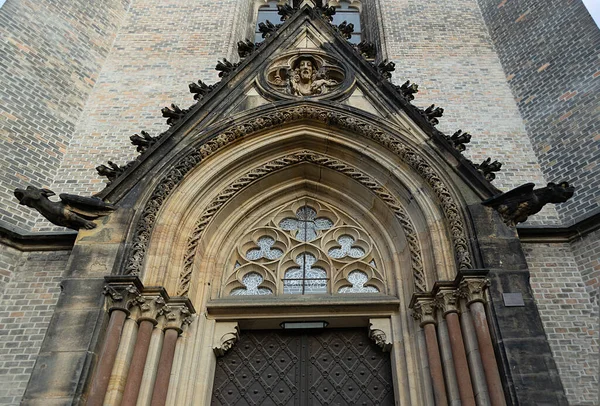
[307,329,395,405]
[211,328,395,406]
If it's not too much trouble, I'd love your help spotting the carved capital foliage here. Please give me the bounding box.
[213,322,240,357]
[369,319,393,352]
[411,297,437,327]
[103,282,140,315]
[130,294,166,324]
[435,289,460,316]
[459,278,490,305]
[158,301,194,334]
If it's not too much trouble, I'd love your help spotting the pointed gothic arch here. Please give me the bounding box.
[123,103,476,294]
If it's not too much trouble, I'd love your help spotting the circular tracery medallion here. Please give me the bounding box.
[264,52,347,98]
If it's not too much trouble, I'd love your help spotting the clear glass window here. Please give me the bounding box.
[332,1,362,44]
[255,0,280,42]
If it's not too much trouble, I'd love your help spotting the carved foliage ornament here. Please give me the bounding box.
[265,54,346,98]
[124,106,473,283]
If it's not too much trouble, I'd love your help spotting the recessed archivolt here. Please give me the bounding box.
[123,105,473,282]
[177,151,425,296]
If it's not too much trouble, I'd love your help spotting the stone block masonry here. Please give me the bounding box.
[477,0,600,224]
[524,242,599,405]
[378,0,559,225]
[0,248,70,406]
[0,0,131,231]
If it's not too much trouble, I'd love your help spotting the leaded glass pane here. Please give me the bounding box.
[277,206,333,242]
[283,252,328,295]
[246,236,283,261]
[328,235,365,259]
[338,270,379,293]
[231,272,273,295]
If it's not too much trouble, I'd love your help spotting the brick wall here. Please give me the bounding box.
[525,242,599,405]
[0,246,21,300]
[477,0,600,224]
[378,0,559,224]
[0,0,131,231]
[0,248,70,406]
[572,229,600,305]
[44,0,250,232]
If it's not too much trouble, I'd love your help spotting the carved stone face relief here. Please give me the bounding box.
[265,53,346,97]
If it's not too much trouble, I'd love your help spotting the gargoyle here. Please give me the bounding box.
[161,104,188,126]
[376,60,395,79]
[237,39,256,59]
[189,80,215,101]
[258,20,280,39]
[130,130,160,154]
[396,80,419,101]
[476,158,502,181]
[215,58,239,78]
[482,182,574,226]
[449,130,471,152]
[424,104,444,125]
[14,186,115,230]
[277,4,296,21]
[317,5,336,21]
[336,21,354,39]
[354,41,376,60]
[96,161,133,185]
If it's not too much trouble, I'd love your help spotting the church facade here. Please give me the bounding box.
[0,1,598,405]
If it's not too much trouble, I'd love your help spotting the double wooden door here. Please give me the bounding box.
[211,328,395,405]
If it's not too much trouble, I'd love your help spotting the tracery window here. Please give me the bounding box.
[223,199,386,296]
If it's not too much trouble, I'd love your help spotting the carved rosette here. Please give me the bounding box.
[435,289,460,317]
[411,297,437,327]
[459,278,491,305]
[263,52,347,99]
[103,280,141,315]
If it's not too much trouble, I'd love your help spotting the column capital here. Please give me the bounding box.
[459,278,491,305]
[435,288,460,317]
[158,297,194,334]
[130,288,168,325]
[103,276,143,315]
[411,296,437,327]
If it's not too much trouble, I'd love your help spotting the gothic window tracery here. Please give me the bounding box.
[223,199,386,297]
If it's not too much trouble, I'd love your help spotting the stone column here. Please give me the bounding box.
[412,297,448,406]
[150,299,193,406]
[436,316,461,406]
[88,279,141,406]
[121,289,166,406]
[460,278,506,406]
[437,288,476,406]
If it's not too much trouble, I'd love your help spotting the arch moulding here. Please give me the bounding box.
[122,104,474,288]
